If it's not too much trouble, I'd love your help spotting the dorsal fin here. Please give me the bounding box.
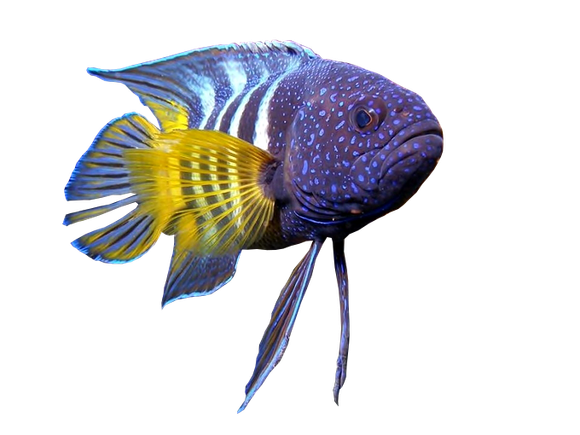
[87,41,318,132]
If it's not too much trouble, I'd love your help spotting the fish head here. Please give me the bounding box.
[286,62,443,228]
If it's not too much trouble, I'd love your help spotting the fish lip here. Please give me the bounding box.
[390,119,443,149]
[351,120,443,192]
[294,120,443,227]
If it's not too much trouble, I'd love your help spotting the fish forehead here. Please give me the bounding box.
[265,60,390,149]
[281,61,431,171]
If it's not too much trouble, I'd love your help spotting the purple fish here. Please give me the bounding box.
[64,41,443,412]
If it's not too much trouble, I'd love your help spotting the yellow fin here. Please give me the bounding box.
[125,129,276,256]
[147,99,189,132]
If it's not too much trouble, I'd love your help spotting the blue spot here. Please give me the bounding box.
[319,110,326,117]
[338,136,345,143]
[319,128,325,137]
[336,120,345,130]
[320,87,327,96]
[307,134,315,145]
[413,142,420,149]
[302,161,309,175]
[358,174,365,182]
[331,184,337,193]
[393,119,401,125]
[330,93,338,102]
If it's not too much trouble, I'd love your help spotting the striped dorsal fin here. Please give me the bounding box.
[86,41,319,132]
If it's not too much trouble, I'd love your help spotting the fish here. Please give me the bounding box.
[63,41,443,412]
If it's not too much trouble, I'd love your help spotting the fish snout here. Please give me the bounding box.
[352,119,443,200]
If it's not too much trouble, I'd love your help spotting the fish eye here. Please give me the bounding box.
[351,106,378,134]
[355,109,372,129]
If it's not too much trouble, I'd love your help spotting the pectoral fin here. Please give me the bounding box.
[127,129,276,257]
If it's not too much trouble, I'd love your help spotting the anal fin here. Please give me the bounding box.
[162,233,240,307]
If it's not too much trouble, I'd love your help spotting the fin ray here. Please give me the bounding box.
[71,208,161,263]
[332,239,350,405]
[127,129,277,256]
[64,114,169,263]
[65,113,157,201]
[63,195,136,226]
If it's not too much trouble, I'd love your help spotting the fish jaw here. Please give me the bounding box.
[291,119,443,235]
[353,119,444,207]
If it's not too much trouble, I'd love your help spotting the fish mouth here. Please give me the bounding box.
[389,119,443,151]
[296,120,443,228]
[356,120,443,193]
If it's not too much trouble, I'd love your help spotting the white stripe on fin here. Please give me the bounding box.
[253,73,289,150]
[213,61,248,130]
[86,41,318,133]
[228,71,269,138]
[196,75,216,129]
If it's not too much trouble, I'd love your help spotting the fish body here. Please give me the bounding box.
[64,41,443,411]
